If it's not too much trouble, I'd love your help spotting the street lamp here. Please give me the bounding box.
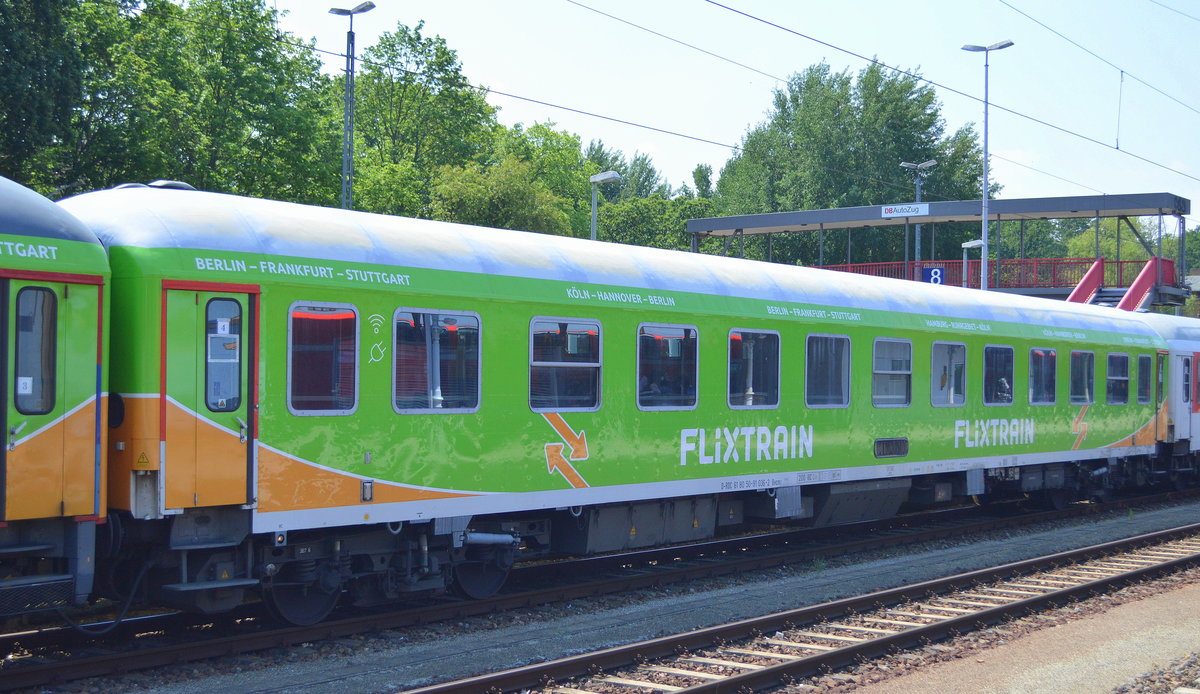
[900,159,936,265]
[962,39,1013,291]
[589,170,621,241]
[961,239,985,288]
[330,1,376,210]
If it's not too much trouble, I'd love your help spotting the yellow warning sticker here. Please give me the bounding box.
[136,452,150,466]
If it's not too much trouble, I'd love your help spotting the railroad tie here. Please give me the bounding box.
[982,587,1045,596]
[597,675,686,691]
[1001,582,1061,591]
[643,665,726,681]
[956,593,1015,602]
[791,630,867,643]
[764,637,836,651]
[862,617,925,628]
[721,646,805,661]
[888,609,952,620]
[1093,558,1158,567]
[680,656,766,669]
[920,603,977,613]
[826,623,901,635]
[938,598,1010,608]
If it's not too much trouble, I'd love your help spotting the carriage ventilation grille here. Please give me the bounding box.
[0,577,73,616]
[874,437,909,458]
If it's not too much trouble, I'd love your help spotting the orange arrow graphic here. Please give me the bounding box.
[541,412,589,460]
[1071,405,1089,450]
[546,443,589,488]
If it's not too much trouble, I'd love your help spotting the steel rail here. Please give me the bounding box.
[1,491,1196,692]
[402,522,1200,693]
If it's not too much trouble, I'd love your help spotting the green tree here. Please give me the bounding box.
[692,164,713,199]
[496,122,594,235]
[430,155,569,235]
[177,0,334,201]
[715,62,984,266]
[584,139,625,202]
[583,139,673,202]
[27,0,335,202]
[0,0,83,181]
[994,219,1069,261]
[1063,216,1200,271]
[597,195,716,250]
[355,21,497,216]
[623,152,671,199]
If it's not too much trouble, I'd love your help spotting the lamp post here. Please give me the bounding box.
[962,39,1013,291]
[330,1,376,210]
[900,159,936,267]
[961,239,984,287]
[589,170,621,241]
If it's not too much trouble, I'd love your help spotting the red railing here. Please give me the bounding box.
[824,257,1175,291]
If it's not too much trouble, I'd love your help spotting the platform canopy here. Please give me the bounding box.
[685,192,1191,238]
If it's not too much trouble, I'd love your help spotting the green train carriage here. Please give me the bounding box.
[58,184,1174,624]
[0,177,110,618]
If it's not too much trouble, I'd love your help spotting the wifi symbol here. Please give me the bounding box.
[368,314,386,334]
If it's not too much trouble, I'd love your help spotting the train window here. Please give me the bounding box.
[204,299,241,412]
[872,339,911,407]
[637,324,698,411]
[728,329,780,409]
[1106,353,1129,405]
[931,342,966,407]
[807,334,850,408]
[1183,355,1192,403]
[1070,350,1095,405]
[288,302,358,415]
[983,346,1014,406]
[394,310,480,413]
[14,287,56,415]
[1030,348,1056,405]
[530,318,600,411]
[1137,355,1152,404]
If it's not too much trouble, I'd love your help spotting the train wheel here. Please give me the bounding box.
[262,562,342,625]
[452,553,511,600]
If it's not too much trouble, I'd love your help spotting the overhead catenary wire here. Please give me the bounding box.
[1146,0,1200,24]
[998,0,1200,118]
[702,0,1200,187]
[77,0,1196,221]
[77,0,933,200]
[564,0,1114,205]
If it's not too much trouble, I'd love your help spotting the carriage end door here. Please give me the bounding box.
[3,278,103,521]
[163,285,257,510]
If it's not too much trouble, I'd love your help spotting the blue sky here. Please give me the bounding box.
[278,0,1200,226]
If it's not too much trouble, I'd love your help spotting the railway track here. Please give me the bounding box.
[404,523,1200,693]
[1,491,1196,692]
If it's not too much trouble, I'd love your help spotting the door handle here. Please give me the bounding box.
[236,417,248,444]
[9,421,26,450]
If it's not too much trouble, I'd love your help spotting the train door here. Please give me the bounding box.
[162,286,257,510]
[1155,352,1167,442]
[2,279,102,521]
[1172,352,1192,443]
[1192,353,1200,451]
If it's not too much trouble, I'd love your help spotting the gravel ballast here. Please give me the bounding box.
[32,501,1200,694]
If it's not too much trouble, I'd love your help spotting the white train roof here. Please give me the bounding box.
[1128,312,1200,344]
[59,187,1159,337]
[1,176,101,245]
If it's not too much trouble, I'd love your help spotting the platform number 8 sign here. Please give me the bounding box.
[922,268,944,285]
